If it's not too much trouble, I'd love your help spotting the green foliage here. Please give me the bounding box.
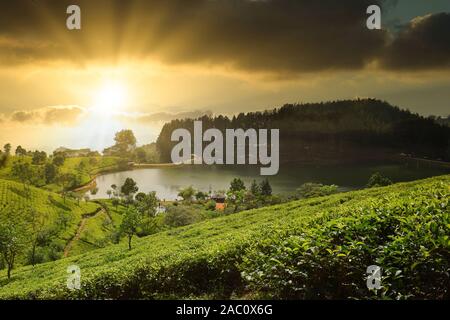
[0,153,8,169]
[135,192,158,217]
[230,178,246,192]
[367,172,393,188]
[178,186,196,203]
[195,191,208,202]
[3,144,11,155]
[44,163,58,184]
[226,189,246,213]
[241,182,450,299]
[0,155,122,192]
[31,151,47,165]
[164,206,200,228]
[133,143,160,164]
[120,178,138,197]
[250,180,260,196]
[0,213,27,279]
[0,175,448,299]
[0,178,100,271]
[120,207,143,250]
[260,178,272,196]
[115,130,137,151]
[52,154,65,167]
[15,146,27,157]
[156,99,450,163]
[297,182,339,198]
[11,161,33,186]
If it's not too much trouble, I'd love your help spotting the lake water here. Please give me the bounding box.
[89,162,450,200]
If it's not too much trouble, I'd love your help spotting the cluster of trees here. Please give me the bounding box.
[104,178,160,250]
[10,151,73,193]
[103,130,160,163]
[173,178,276,215]
[0,208,71,279]
[0,144,53,169]
[156,99,450,163]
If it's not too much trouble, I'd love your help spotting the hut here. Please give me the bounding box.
[211,193,226,211]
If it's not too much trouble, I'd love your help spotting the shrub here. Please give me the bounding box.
[367,172,393,188]
[297,182,339,199]
[164,206,199,228]
[240,182,450,299]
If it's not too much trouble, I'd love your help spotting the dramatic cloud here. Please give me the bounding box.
[9,106,85,125]
[0,0,448,74]
[380,13,450,70]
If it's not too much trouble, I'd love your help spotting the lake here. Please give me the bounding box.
[88,162,450,200]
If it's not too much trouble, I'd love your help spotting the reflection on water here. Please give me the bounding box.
[89,163,449,200]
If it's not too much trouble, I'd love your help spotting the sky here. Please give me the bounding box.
[0,0,449,152]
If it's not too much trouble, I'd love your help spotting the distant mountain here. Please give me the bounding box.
[156,99,450,164]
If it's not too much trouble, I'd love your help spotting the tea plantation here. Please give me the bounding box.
[0,179,101,265]
[0,175,448,299]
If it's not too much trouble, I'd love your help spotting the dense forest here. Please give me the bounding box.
[156,99,450,164]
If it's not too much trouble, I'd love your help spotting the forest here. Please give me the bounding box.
[156,99,450,164]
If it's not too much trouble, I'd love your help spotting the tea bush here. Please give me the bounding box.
[0,175,448,299]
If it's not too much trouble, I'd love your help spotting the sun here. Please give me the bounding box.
[92,81,128,115]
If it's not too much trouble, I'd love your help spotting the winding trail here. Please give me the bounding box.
[63,208,104,258]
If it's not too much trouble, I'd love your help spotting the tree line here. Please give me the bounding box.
[156,99,450,163]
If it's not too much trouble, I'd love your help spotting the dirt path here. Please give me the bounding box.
[63,208,104,258]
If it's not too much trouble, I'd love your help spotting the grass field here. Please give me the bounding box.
[0,175,448,299]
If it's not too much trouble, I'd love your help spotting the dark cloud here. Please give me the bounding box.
[0,0,448,73]
[9,106,84,125]
[380,13,450,70]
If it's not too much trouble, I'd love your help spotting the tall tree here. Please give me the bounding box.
[120,207,142,250]
[3,143,11,155]
[15,145,27,157]
[26,208,48,266]
[12,161,33,190]
[0,215,26,279]
[57,173,77,203]
[230,178,246,192]
[260,178,272,196]
[121,178,139,199]
[135,191,158,217]
[32,151,47,165]
[114,129,137,154]
[250,180,260,196]
[44,163,58,184]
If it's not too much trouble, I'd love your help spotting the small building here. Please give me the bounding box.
[211,194,226,211]
[54,147,97,158]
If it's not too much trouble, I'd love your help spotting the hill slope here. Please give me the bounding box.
[0,175,449,299]
[0,156,121,192]
[0,179,100,265]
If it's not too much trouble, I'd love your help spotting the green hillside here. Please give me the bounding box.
[0,156,121,192]
[0,179,100,265]
[0,175,448,299]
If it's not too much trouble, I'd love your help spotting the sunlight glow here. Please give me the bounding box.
[92,81,128,115]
